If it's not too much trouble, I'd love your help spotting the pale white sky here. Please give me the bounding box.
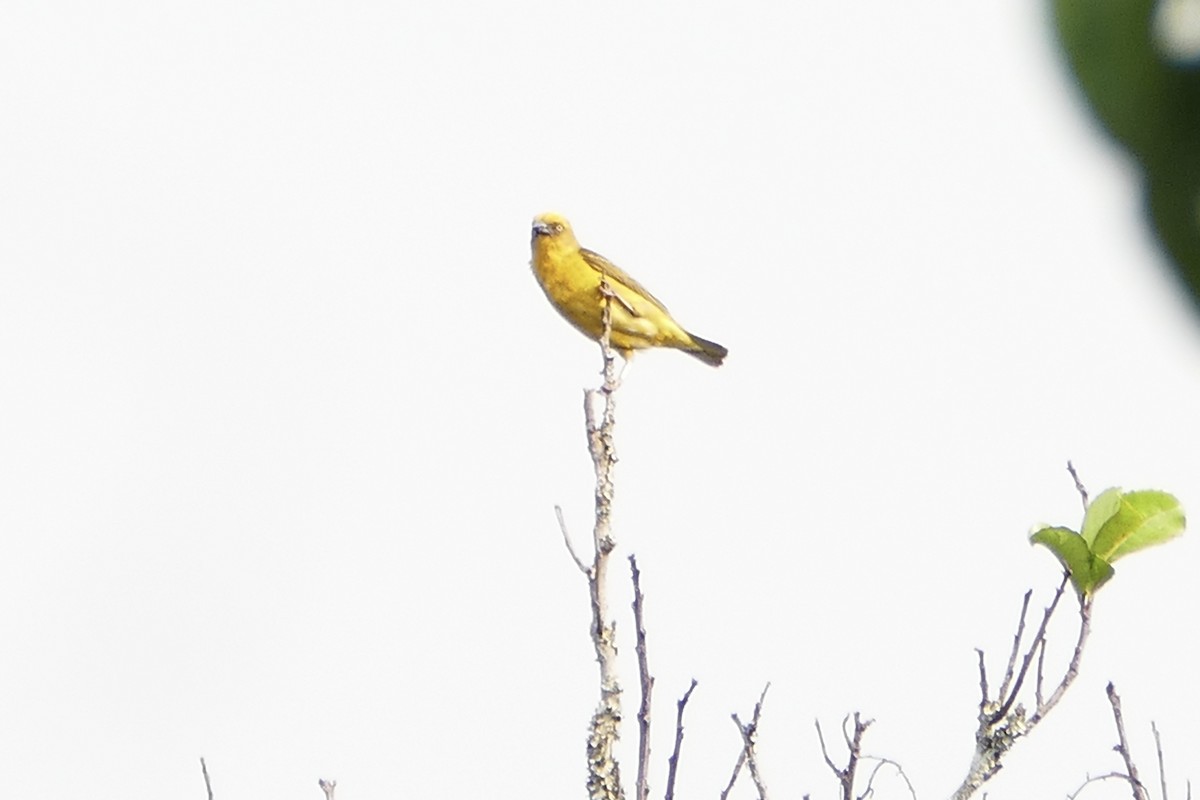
[2,2,1198,799]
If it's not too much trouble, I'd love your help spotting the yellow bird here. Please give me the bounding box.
[530,212,728,366]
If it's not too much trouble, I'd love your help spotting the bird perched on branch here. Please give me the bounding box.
[529,212,728,366]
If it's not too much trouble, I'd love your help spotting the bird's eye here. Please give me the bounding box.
[554,223,565,233]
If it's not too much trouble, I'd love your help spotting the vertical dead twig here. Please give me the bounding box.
[1107,683,1151,800]
[200,757,214,800]
[580,284,624,800]
[665,680,699,800]
[318,779,337,800]
[995,590,1033,702]
[630,555,654,800]
[1152,721,1169,800]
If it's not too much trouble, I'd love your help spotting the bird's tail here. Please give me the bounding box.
[684,333,728,367]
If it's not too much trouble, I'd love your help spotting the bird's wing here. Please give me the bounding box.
[579,248,671,315]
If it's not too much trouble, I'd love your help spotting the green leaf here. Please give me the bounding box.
[1031,525,1116,596]
[1081,487,1124,546]
[1091,490,1186,562]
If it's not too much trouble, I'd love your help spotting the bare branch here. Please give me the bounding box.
[1067,461,1089,510]
[557,505,590,574]
[318,779,337,800]
[200,757,214,800]
[581,287,624,800]
[816,718,839,775]
[844,717,868,800]
[1067,772,1136,800]
[1031,594,1092,724]
[861,756,916,800]
[1152,721,1169,800]
[990,574,1069,726]
[665,679,698,800]
[953,574,1090,800]
[729,685,771,800]
[596,280,621,394]
[1107,684,1151,800]
[996,590,1033,702]
[731,714,768,800]
[816,713,877,800]
[719,745,747,800]
[630,555,654,800]
[975,648,989,707]
[1035,635,1047,710]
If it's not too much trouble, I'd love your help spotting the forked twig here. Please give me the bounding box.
[952,571,1092,800]
[815,712,873,800]
[723,684,771,800]
[988,574,1070,725]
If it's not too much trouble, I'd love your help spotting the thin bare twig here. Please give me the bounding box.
[719,745,747,800]
[861,756,916,800]
[1067,772,1135,800]
[318,779,337,800]
[1107,683,1151,800]
[665,679,698,800]
[557,505,589,574]
[200,757,214,800]
[1067,461,1089,510]
[1152,721,1169,800]
[1035,635,1048,709]
[630,555,654,800]
[816,718,838,775]
[975,649,989,706]
[996,590,1033,702]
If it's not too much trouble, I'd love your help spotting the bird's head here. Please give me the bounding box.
[531,212,578,249]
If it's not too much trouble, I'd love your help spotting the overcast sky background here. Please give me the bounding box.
[2,2,1199,799]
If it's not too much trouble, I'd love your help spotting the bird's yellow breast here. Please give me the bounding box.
[531,239,607,334]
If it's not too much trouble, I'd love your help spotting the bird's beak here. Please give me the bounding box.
[531,221,552,238]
